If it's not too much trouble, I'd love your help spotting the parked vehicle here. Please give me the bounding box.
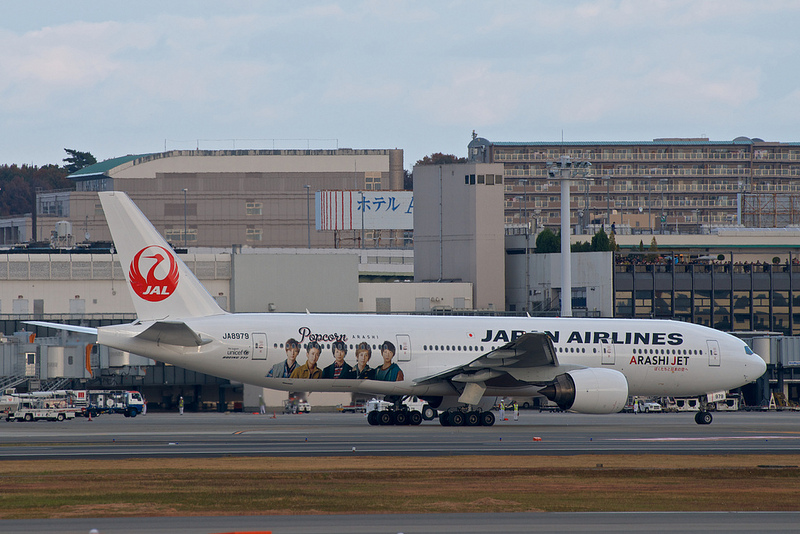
[337,402,366,413]
[283,397,311,414]
[641,402,662,413]
[73,390,146,418]
[5,397,78,422]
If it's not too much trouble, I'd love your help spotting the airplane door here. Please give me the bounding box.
[601,341,615,365]
[396,334,411,362]
[707,339,720,367]
[252,333,267,360]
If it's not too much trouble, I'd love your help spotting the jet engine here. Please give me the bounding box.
[538,368,628,414]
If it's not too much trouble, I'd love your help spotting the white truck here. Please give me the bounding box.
[73,390,146,418]
[5,394,79,422]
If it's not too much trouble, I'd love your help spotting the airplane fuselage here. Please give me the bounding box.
[98,314,765,399]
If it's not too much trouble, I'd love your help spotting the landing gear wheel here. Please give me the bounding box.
[465,411,480,426]
[449,411,465,426]
[409,410,423,426]
[422,405,436,421]
[480,411,496,426]
[394,411,409,426]
[378,411,394,425]
[367,411,380,425]
[695,411,713,425]
[439,412,451,426]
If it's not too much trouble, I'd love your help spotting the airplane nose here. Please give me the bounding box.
[749,352,767,381]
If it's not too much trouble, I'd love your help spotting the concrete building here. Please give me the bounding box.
[36,148,405,249]
[505,237,613,317]
[413,162,506,310]
[469,135,800,235]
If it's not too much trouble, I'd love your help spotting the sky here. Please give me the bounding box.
[2,1,800,170]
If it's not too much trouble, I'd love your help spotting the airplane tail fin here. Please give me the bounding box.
[99,191,226,321]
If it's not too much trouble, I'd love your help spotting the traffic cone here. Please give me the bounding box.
[88,410,92,422]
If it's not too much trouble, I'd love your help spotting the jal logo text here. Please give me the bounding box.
[129,245,179,302]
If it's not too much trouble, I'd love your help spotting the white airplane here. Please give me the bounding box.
[28,191,766,426]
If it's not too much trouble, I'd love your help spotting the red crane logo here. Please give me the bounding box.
[129,246,179,302]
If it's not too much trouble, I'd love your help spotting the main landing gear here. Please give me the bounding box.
[438,407,495,427]
[366,401,438,426]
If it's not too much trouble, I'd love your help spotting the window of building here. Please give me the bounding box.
[165,228,197,243]
[365,173,382,191]
[246,201,262,216]
[164,204,197,217]
[246,228,263,241]
[572,287,587,309]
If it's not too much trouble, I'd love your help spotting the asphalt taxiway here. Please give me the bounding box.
[2,411,799,534]
[1,409,800,459]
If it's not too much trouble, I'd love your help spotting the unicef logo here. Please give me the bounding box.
[129,245,179,302]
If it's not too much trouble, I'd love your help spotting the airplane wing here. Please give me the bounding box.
[135,321,212,347]
[414,332,561,385]
[24,321,98,337]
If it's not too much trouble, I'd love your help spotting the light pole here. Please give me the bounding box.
[182,188,188,248]
[646,176,652,233]
[659,178,668,234]
[582,177,593,234]
[546,156,592,317]
[304,185,311,248]
[520,179,529,312]
[605,175,612,229]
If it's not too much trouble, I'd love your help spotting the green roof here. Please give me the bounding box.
[68,153,152,179]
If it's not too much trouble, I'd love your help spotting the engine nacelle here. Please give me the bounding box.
[538,368,628,414]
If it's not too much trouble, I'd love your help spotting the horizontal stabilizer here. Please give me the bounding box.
[135,321,211,347]
[24,321,98,337]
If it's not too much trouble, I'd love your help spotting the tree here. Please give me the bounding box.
[646,237,659,262]
[62,149,97,174]
[571,241,591,252]
[0,164,71,216]
[608,231,620,252]
[535,228,560,253]
[590,228,611,252]
[414,153,467,166]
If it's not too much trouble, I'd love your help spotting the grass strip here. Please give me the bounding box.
[1,455,799,519]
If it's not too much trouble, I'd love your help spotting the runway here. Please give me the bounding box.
[3,511,800,534]
[2,410,799,533]
[2,409,800,459]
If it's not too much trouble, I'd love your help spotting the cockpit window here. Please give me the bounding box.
[744,345,755,355]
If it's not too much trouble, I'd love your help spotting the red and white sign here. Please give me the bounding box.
[129,245,179,302]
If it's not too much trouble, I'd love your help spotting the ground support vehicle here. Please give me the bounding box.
[337,402,366,413]
[5,400,78,422]
[282,398,311,414]
[74,390,146,418]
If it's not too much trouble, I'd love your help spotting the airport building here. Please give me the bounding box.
[31,148,406,249]
[468,135,800,234]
